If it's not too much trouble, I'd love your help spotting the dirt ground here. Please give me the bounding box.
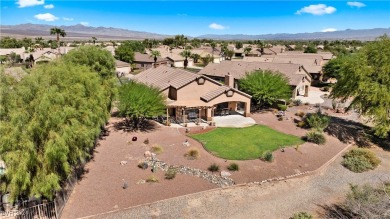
[61,111,349,219]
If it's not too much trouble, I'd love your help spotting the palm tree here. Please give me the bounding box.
[210,41,216,55]
[149,50,161,67]
[50,27,66,55]
[191,53,201,63]
[179,50,192,69]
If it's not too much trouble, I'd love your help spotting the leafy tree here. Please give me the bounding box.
[330,36,390,138]
[210,41,216,55]
[239,70,291,107]
[35,37,45,50]
[63,45,116,79]
[117,81,166,128]
[235,41,243,49]
[92,37,97,45]
[50,27,66,54]
[0,55,7,64]
[0,61,111,201]
[191,38,201,48]
[8,52,21,64]
[304,44,317,53]
[179,50,192,69]
[191,53,201,63]
[22,37,33,52]
[114,43,135,63]
[322,56,349,79]
[200,54,213,66]
[0,37,23,48]
[162,38,174,46]
[225,50,234,60]
[244,47,252,55]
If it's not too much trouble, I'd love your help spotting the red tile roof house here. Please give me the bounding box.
[132,65,252,124]
[198,61,312,99]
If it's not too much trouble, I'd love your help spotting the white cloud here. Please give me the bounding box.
[34,13,58,21]
[347,2,366,8]
[63,17,74,21]
[80,22,89,26]
[209,23,227,30]
[322,28,337,32]
[44,4,54,9]
[296,4,336,15]
[17,0,44,8]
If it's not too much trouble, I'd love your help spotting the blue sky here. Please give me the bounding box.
[1,1,389,36]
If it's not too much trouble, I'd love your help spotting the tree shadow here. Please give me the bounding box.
[317,204,356,219]
[325,116,390,151]
[113,118,158,133]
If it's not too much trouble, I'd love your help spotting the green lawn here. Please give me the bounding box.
[190,125,304,160]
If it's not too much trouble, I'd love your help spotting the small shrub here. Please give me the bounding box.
[293,99,302,106]
[278,104,287,111]
[185,147,199,160]
[146,175,159,183]
[278,117,283,121]
[227,163,239,171]
[306,131,326,144]
[342,148,381,173]
[165,168,177,180]
[143,138,149,144]
[272,108,279,114]
[304,102,309,105]
[151,144,164,154]
[208,163,220,172]
[137,162,148,169]
[306,113,330,131]
[297,121,306,127]
[261,151,274,162]
[290,212,313,219]
[295,110,305,117]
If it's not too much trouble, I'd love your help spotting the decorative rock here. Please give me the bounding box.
[144,151,151,158]
[220,171,231,177]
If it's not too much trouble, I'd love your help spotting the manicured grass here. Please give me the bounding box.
[190,125,304,160]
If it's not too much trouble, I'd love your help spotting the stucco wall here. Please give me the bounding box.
[116,66,130,74]
[176,79,220,101]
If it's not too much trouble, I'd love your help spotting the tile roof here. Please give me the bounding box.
[132,65,198,90]
[115,59,130,67]
[201,86,232,102]
[134,52,168,63]
[198,61,310,86]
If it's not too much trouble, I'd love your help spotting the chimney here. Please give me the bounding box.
[225,73,234,87]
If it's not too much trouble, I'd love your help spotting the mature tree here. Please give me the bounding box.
[50,27,66,54]
[191,38,201,48]
[114,43,135,63]
[179,50,192,69]
[63,45,116,79]
[191,53,201,63]
[210,41,216,55]
[200,54,213,66]
[174,34,185,48]
[331,36,390,138]
[239,70,291,107]
[34,37,45,50]
[8,52,21,64]
[257,41,265,54]
[149,50,161,65]
[304,44,317,53]
[244,47,252,55]
[117,81,166,128]
[0,61,111,201]
[22,37,33,52]
[235,41,243,49]
[0,37,23,48]
[92,37,97,45]
[225,50,234,60]
[322,56,349,79]
[162,38,174,46]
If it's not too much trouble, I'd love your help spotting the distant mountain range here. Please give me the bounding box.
[1,23,389,41]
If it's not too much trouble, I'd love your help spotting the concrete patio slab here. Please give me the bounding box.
[213,115,256,127]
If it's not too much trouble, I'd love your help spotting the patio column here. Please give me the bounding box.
[198,108,201,123]
[244,102,250,117]
[182,108,186,124]
[166,108,169,126]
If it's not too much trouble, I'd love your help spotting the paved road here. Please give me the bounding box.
[81,148,390,219]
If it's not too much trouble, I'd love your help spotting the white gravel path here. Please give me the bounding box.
[81,148,390,219]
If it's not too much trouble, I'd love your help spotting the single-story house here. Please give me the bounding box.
[198,61,312,99]
[132,66,252,123]
[133,52,169,70]
[115,59,131,75]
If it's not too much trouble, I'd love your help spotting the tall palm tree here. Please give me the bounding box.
[179,50,192,69]
[149,50,161,67]
[50,27,66,55]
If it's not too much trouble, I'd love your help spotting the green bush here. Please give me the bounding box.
[165,168,177,180]
[278,104,287,111]
[306,131,326,144]
[151,144,164,154]
[290,212,313,219]
[342,148,381,173]
[306,113,330,131]
[295,110,305,117]
[227,163,239,171]
[146,175,159,183]
[208,163,220,172]
[261,151,274,162]
[297,121,306,128]
[185,147,199,160]
[293,99,302,106]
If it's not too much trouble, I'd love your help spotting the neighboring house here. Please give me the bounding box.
[198,61,312,99]
[115,59,131,75]
[147,47,194,68]
[133,52,169,70]
[34,51,59,64]
[133,66,252,123]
